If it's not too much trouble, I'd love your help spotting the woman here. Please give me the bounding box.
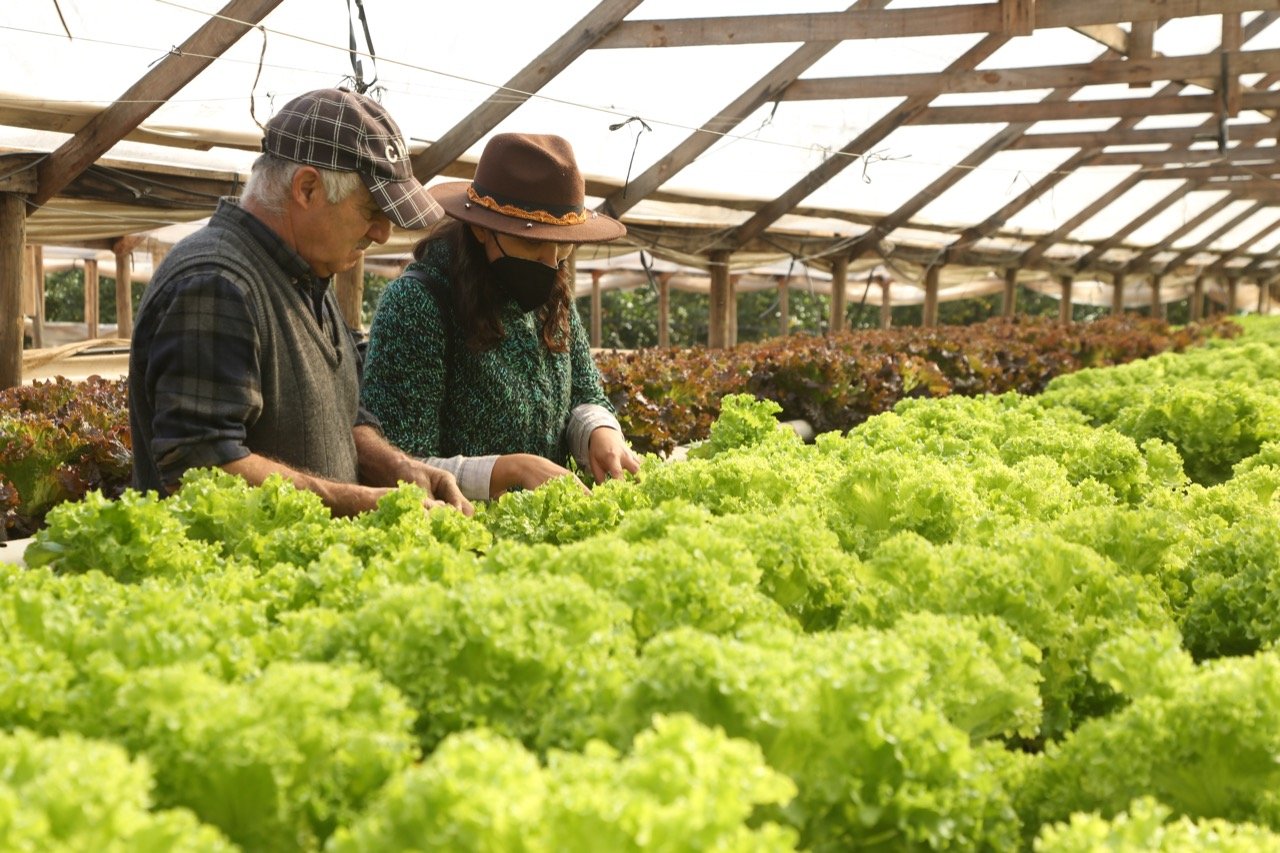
[360,133,640,500]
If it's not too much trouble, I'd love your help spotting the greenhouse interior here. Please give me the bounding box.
[5,1,1280,850]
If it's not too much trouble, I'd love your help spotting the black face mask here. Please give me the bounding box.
[490,234,560,313]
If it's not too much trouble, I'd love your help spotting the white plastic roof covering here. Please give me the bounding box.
[5,0,1280,295]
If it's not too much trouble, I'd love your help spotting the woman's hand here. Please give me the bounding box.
[490,453,589,498]
[587,426,641,484]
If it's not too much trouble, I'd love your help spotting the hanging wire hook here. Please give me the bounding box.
[343,0,379,94]
[50,0,72,39]
[609,116,653,200]
[248,24,269,132]
[638,248,659,295]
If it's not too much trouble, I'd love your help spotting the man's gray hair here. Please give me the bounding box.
[241,153,364,215]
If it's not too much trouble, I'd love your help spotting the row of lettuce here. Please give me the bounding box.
[4,316,1280,850]
[595,313,1236,454]
[0,314,1235,539]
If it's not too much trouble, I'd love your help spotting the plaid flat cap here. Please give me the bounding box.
[263,88,443,230]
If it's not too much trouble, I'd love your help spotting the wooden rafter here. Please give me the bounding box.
[1208,215,1280,272]
[1160,200,1270,272]
[1123,193,1239,273]
[779,48,1280,101]
[1073,182,1203,270]
[598,0,891,220]
[857,23,1183,269]
[1218,217,1280,274]
[911,89,1280,125]
[1009,122,1278,150]
[31,0,286,208]
[1091,148,1280,166]
[594,1,1271,50]
[3,0,1279,304]
[409,0,643,182]
[927,14,1280,268]
[1021,178,1146,266]
[721,34,1011,251]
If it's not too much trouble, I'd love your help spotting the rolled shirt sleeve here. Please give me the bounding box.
[421,454,499,502]
[566,403,624,471]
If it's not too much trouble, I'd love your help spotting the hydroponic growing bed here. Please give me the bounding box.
[2,317,1280,850]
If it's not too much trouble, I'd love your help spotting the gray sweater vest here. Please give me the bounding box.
[141,204,362,485]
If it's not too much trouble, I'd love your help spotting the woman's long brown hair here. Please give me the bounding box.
[411,218,572,353]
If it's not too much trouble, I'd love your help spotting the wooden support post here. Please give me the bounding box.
[1111,270,1126,315]
[112,236,141,338]
[1223,14,1242,117]
[1149,273,1164,320]
[1002,267,1018,316]
[1191,274,1205,321]
[25,245,44,349]
[708,251,731,348]
[1226,275,1239,314]
[728,274,739,347]
[830,255,849,334]
[657,272,670,348]
[1059,274,1074,324]
[334,254,365,331]
[0,194,24,389]
[778,277,790,338]
[923,264,940,327]
[84,258,100,340]
[1129,21,1155,88]
[590,269,603,348]
[879,278,892,329]
[1001,0,1034,36]
[151,242,170,272]
[1257,276,1268,314]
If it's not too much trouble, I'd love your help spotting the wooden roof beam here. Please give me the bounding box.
[32,0,285,208]
[857,41,1158,267]
[597,0,890,220]
[779,48,1280,101]
[1224,14,1244,116]
[1022,176,1144,266]
[1154,166,1280,179]
[1159,200,1269,272]
[1072,24,1131,55]
[594,1,1269,49]
[720,34,1010,251]
[1246,233,1280,264]
[1009,121,1277,149]
[911,89,1280,125]
[1207,215,1280,273]
[946,14,1278,263]
[1128,21,1156,83]
[410,0,644,181]
[1090,147,1280,166]
[844,83,1091,263]
[1122,193,1237,273]
[1073,181,1202,271]
[1002,0,1035,36]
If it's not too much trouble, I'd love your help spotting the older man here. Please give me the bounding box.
[129,88,471,516]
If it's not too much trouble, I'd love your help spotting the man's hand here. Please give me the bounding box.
[587,426,640,485]
[490,453,589,498]
[408,461,474,515]
[354,425,474,516]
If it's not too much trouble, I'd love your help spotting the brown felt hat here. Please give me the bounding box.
[263,87,443,230]
[430,133,626,244]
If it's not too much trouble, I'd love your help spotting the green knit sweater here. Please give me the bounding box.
[360,240,613,466]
